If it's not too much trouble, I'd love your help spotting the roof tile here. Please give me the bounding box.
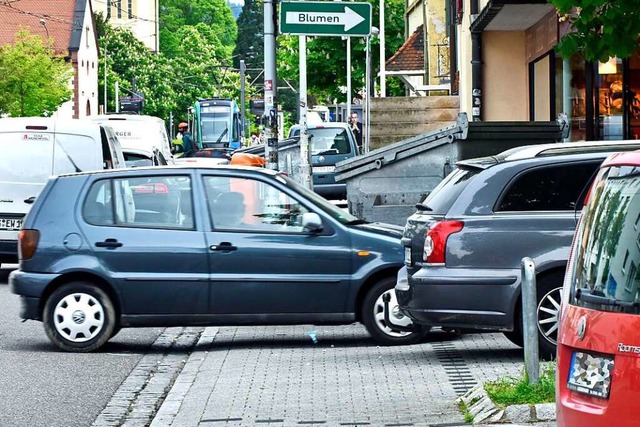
[386,25,424,72]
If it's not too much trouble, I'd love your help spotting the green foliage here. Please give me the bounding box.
[233,0,264,70]
[0,29,73,117]
[484,364,556,406]
[550,0,640,61]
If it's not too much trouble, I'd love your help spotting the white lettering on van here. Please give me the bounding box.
[23,134,51,141]
[618,343,640,354]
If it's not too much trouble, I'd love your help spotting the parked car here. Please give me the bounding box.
[0,117,126,269]
[122,147,170,167]
[10,165,428,352]
[394,140,640,359]
[174,148,234,165]
[557,151,640,426]
[288,123,360,199]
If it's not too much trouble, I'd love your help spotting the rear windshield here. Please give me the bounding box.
[569,165,640,313]
[418,166,481,214]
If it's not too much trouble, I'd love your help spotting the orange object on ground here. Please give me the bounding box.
[230,153,266,167]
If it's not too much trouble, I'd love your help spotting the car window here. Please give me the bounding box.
[496,162,599,212]
[419,166,481,214]
[123,152,153,167]
[569,165,640,311]
[309,128,352,155]
[203,176,310,232]
[83,176,193,229]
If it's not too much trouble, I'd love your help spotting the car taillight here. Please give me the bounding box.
[18,229,40,260]
[423,220,464,264]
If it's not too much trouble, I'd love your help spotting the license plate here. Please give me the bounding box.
[314,166,335,173]
[567,351,614,398]
[404,246,411,265]
[0,218,23,231]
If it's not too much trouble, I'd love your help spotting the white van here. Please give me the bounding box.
[90,114,174,166]
[0,117,126,267]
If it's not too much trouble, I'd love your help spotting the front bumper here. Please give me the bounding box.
[0,239,18,264]
[395,265,520,331]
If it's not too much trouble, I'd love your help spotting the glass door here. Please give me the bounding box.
[628,53,640,140]
[595,57,624,140]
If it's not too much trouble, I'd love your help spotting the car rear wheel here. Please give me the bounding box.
[361,277,430,346]
[43,282,116,352]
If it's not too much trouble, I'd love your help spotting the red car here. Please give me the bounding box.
[557,151,640,426]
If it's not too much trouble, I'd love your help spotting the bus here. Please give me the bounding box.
[192,98,242,149]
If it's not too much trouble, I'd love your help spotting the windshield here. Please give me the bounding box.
[200,112,230,144]
[123,152,153,167]
[277,173,359,224]
[309,128,352,155]
[419,166,480,214]
[569,165,640,313]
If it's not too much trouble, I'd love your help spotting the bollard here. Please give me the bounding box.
[521,257,539,385]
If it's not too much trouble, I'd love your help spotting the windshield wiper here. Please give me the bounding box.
[215,127,229,145]
[415,203,433,211]
[575,288,639,309]
[347,219,367,225]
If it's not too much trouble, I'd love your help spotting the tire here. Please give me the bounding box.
[508,272,563,361]
[361,277,430,346]
[536,273,563,360]
[43,282,116,352]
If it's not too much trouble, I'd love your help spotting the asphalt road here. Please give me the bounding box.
[0,265,166,427]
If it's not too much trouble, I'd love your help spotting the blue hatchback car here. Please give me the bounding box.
[10,166,427,352]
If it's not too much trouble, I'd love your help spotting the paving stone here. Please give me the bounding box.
[535,403,556,421]
[504,404,534,424]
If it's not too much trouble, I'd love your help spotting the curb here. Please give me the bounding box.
[457,384,556,425]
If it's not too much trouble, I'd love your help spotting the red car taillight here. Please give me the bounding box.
[18,229,40,260]
[423,220,464,264]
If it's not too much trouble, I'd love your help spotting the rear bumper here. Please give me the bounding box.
[313,183,346,200]
[395,265,519,330]
[0,239,18,263]
[10,270,60,320]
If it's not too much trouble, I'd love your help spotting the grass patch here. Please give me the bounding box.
[457,399,474,423]
[484,364,556,406]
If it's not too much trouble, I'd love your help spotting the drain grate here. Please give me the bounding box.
[431,341,478,395]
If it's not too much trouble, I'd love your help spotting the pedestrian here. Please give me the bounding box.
[349,112,363,153]
[250,132,260,146]
[177,122,197,154]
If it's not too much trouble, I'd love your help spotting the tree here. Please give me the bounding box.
[0,29,73,117]
[551,0,640,61]
[233,0,263,70]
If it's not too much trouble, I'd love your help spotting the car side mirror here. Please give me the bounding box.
[301,212,323,233]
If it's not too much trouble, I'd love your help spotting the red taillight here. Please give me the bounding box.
[18,229,40,260]
[423,220,464,264]
[133,183,169,194]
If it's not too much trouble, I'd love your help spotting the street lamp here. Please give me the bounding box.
[364,26,379,154]
[39,19,50,42]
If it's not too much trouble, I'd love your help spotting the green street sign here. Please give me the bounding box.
[279,1,372,37]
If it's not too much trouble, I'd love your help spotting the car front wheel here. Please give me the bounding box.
[43,282,116,352]
[361,277,430,346]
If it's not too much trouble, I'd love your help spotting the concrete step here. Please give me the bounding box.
[372,109,460,123]
[371,96,460,110]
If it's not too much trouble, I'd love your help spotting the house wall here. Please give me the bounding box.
[405,0,449,85]
[97,0,158,52]
[482,31,528,121]
[75,2,99,118]
[458,0,473,117]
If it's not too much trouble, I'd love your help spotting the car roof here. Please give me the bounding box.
[55,164,278,179]
[458,140,640,169]
[601,150,640,168]
[90,114,164,123]
[0,117,104,133]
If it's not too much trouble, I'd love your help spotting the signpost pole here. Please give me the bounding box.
[346,37,351,121]
[264,0,278,170]
[299,35,312,190]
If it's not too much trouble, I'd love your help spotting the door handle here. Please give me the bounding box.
[95,238,123,249]
[210,242,237,252]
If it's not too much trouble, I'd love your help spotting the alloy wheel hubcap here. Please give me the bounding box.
[54,293,104,343]
[537,286,562,345]
[373,289,414,337]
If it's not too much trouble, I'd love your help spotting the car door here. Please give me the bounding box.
[80,172,209,315]
[200,171,352,316]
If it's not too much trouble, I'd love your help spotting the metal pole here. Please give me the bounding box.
[422,0,429,85]
[115,81,119,113]
[104,41,108,113]
[346,37,351,121]
[379,0,386,97]
[365,35,371,153]
[263,0,278,170]
[299,36,312,190]
[521,257,540,385]
[240,60,247,145]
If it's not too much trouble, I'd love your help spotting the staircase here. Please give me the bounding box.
[369,96,460,150]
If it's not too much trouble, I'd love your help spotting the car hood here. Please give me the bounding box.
[353,221,404,239]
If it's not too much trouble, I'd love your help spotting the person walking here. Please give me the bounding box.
[178,122,197,154]
[349,112,363,153]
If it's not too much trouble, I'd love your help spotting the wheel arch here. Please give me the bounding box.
[353,266,400,323]
[510,265,566,329]
[39,272,121,324]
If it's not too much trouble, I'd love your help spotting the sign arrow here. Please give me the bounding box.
[285,6,365,32]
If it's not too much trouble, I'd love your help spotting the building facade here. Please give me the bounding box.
[95,0,159,52]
